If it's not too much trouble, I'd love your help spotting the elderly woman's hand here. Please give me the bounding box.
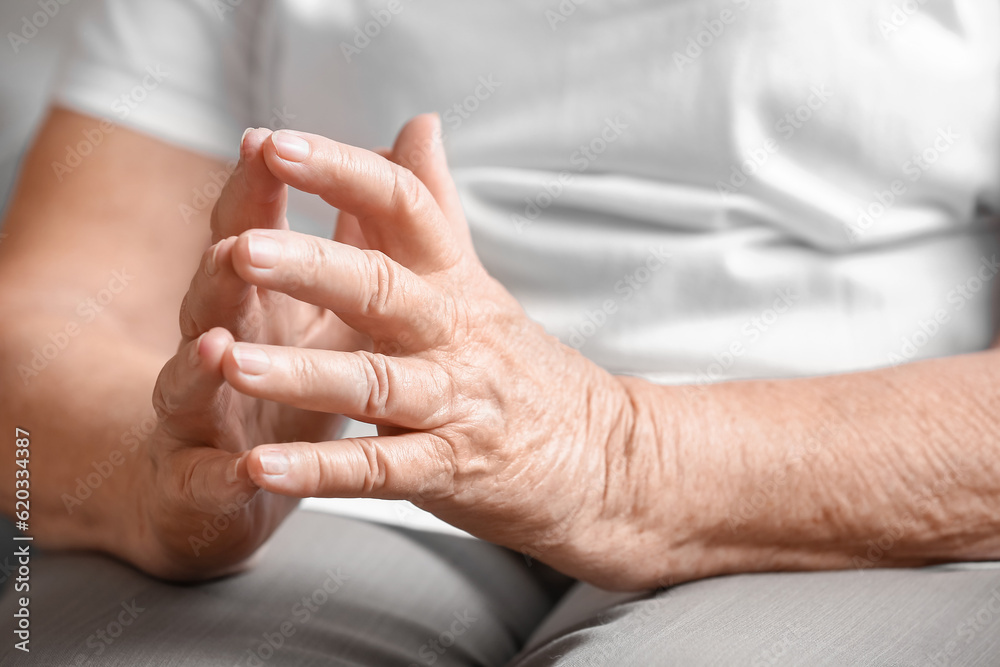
[220,115,671,589]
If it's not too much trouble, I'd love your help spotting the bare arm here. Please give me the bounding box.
[617,344,1000,587]
[0,108,217,553]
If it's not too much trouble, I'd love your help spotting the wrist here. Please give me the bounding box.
[588,378,749,589]
[617,378,716,586]
[556,374,711,590]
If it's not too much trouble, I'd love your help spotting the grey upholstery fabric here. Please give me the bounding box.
[512,565,1000,666]
[3,510,999,666]
[0,511,561,666]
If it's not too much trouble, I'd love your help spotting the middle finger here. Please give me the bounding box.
[230,229,456,349]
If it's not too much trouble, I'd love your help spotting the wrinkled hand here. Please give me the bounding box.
[133,130,366,578]
[219,114,652,587]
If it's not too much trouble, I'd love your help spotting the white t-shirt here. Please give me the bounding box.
[54,0,1000,385]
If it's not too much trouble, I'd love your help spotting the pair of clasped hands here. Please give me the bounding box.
[140,114,653,589]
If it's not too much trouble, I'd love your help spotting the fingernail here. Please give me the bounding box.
[258,448,289,476]
[232,343,271,375]
[189,333,205,367]
[239,127,262,161]
[226,453,249,484]
[247,234,281,268]
[271,130,310,162]
[205,243,220,276]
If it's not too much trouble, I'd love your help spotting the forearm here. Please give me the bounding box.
[0,108,222,552]
[0,108,218,353]
[0,315,163,555]
[618,348,1000,587]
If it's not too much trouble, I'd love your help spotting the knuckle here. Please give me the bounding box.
[423,438,458,500]
[389,166,422,214]
[319,140,348,175]
[354,439,388,495]
[285,352,316,397]
[356,350,391,417]
[301,446,327,496]
[362,251,396,319]
[313,439,386,496]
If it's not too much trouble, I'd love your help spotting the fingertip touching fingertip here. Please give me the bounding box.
[239,127,274,161]
[195,327,235,370]
[245,233,282,269]
[271,130,311,163]
[226,452,250,485]
[257,447,290,477]
[205,243,222,277]
[244,447,291,489]
[231,343,272,376]
[188,333,206,368]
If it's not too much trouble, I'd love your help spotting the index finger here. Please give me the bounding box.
[262,130,462,274]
